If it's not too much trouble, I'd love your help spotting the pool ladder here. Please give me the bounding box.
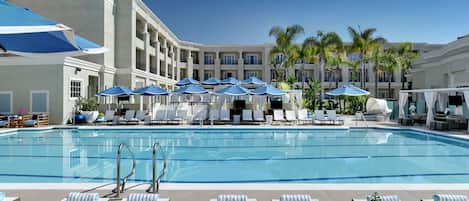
[114,143,137,198]
[147,143,167,193]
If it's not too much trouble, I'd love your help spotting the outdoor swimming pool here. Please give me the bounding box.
[1,128,469,183]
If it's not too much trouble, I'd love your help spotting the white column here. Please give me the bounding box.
[163,39,168,78]
[214,51,221,79]
[176,47,181,80]
[238,51,244,80]
[143,22,150,72]
[187,50,193,79]
[155,32,161,76]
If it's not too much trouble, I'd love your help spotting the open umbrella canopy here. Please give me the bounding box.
[201,77,220,85]
[97,86,134,96]
[220,77,240,85]
[251,85,286,96]
[242,76,266,85]
[176,77,199,86]
[133,85,168,96]
[215,85,251,96]
[172,84,209,94]
[0,0,106,56]
[326,84,370,96]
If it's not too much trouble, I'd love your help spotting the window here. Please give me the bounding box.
[222,55,236,65]
[70,80,82,98]
[244,71,259,78]
[0,92,12,113]
[204,71,214,80]
[244,55,259,64]
[378,71,395,82]
[349,69,369,82]
[204,55,214,64]
[274,54,284,64]
[31,91,49,113]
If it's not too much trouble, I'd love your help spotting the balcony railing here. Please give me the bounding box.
[204,60,214,65]
[244,60,262,65]
[221,60,238,65]
[136,32,145,41]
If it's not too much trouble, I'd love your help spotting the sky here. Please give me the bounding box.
[143,0,469,45]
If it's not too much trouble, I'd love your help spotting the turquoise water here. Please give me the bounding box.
[1,128,469,183]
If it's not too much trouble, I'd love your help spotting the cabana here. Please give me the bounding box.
[399,87,469,131]
[132,85,168,112]
[176,77,199,86]
[220,77,241,85]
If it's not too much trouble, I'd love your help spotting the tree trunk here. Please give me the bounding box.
[388,80,392,99]
[301,66,305,91]
[375,63,378,98]
[335,65,340,88]
[320,58,325,104]
[401,70,405,89]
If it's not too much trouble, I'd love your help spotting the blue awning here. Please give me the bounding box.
[176,77,199,86]
[220,77,240,85]
[133,85,168,96]
[326,84,370,96]
[172,85,209,94]
[242,76,266,85]
[251,85,286,96]
[215,85,251,96]
[97,86,134,97]
[201,77,221,85]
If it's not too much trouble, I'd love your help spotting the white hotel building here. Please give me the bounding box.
[0,0,442,124]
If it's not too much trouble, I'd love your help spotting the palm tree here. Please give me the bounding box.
[347,26,386,88]
[303,31,342,103]
[268,25,304,80]
[295,42,318,90]
[326,45,347,88]
[393,42,418,89]
[381,50,401,99]
[370,45,385,97]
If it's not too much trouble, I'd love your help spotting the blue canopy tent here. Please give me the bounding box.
[133,85,169,111]
[201,77,221,86]
[220,77,240,85]
[251,85,286,96]
[242,76,266,85]
[97,86,135,110]
[325,84,370,96]
[215,85,251,96]
[176,77,199,86]
[0,0,106,57]
[172,84,208,95]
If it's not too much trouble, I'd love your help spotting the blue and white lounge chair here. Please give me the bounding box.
[352,194,400,201]
[272,194,318,201]
[421,194,468,201]
[210,194,256,201]
[0,118,8,128]
[127,193,169,201]
[61,192,107,201]
[0,192,19,201]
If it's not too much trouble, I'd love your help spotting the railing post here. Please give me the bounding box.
[151,143,157,193]
[115,144,122,198]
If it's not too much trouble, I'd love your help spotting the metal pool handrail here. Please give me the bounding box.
[147,142,167,193]
[114,143,136,198]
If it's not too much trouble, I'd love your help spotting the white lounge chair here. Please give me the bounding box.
[352,194,400,201]
[209,109,220,125]
[326,110,344,125]
[421,194,468,201]
[124,110,139,124]
[297,109,312,125]
[273,109,286,123]
[193,105,208,124]
[253,110,265,122]
[61,192,108,201]
[313,110,329,125]
[61,192,170,201]
[173,109,187,124]
[220,109,230,121]
[103,110,115,123]
[272,194,318,201]
[135,110,146,122]
[210,194,256,201]
[152,105,167,124]
[242,109,253,122]
[285,110,297,124]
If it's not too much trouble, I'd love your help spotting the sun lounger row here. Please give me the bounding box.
[0,113,49,128]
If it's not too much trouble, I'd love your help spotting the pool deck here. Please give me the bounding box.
[1,117,469,201]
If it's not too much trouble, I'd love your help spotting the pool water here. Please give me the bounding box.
[1,128,469,183]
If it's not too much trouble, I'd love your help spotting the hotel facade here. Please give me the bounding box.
[0,0,442,124]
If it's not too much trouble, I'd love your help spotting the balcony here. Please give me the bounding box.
[244,60,262,65]
[204,60,215,65]
[221,60,238,65]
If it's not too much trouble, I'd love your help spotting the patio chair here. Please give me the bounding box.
[123,110,138,124]
[135,110,146,122]
[352,194,400,201]
[242,109,253,122]
[220,109,231,121]
[23,113,49,127]
[253,110,265,122]
[103,110,115,124]
[326,110,344,125]
[152,105,167,124]
[209,108,220,125]
[210,194,256,201]
[421,194,468,201]
[297,109,312,125]
[273,109,286,123]
[193,105,208,124]
[313,110,329,125]
[172,109,187,125]
[285,110,298,124]
[272,194,318,201]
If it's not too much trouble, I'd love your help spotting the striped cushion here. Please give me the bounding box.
[280,194,312,201]
[23,120,37,126]
[366,195,400,201]
[434,194,468,201]
[67,192,99,201]
[128,193,159,201]
[217,194,247,201]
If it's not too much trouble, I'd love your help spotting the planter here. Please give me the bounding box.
[81,111,99,124]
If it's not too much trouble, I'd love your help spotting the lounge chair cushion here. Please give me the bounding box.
[366,195,399,201]
[128,193,159,201]
[433,194,468,201]
[217,194,247,201]
[0,120,7,127]
[23,120,37,126]
[280,194,312,201]
[67,192,99,201]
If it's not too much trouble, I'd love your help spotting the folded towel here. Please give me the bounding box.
[280,194,312,201]
[128,193,159,201]
[217,194,247,201]
[434,194,468,201]
[366,195,399,201]
[67,192,99,201]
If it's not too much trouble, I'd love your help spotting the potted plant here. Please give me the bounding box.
[76,98,99,124]
[369,192,381,201]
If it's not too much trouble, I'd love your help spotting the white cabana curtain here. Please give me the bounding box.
[438,93,448,112]
[424,91,438,127]
[398,92,408,118]
[464,91,469,110]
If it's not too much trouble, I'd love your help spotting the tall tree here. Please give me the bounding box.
[393,42,418,89]
[347,26,386,88]
[292,42,319,90]
[268,25,305,81]
[304,31,342,103]
[370,45,385,97]
[326,45,347,88]
[381,50,401,99]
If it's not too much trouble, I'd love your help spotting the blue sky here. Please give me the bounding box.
[143,0,469,45]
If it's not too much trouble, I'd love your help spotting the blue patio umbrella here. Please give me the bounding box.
[172,85,209,94]
[220,77,240,85]
[251,85,286,96]
[96,86,134,97]
[242,76,266,85]
[325,84,370,96]
[133,85,168,96]
[201,77,221,85]
[0,1,106,56]
[176,77,199,86]
[215,85,251,96]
